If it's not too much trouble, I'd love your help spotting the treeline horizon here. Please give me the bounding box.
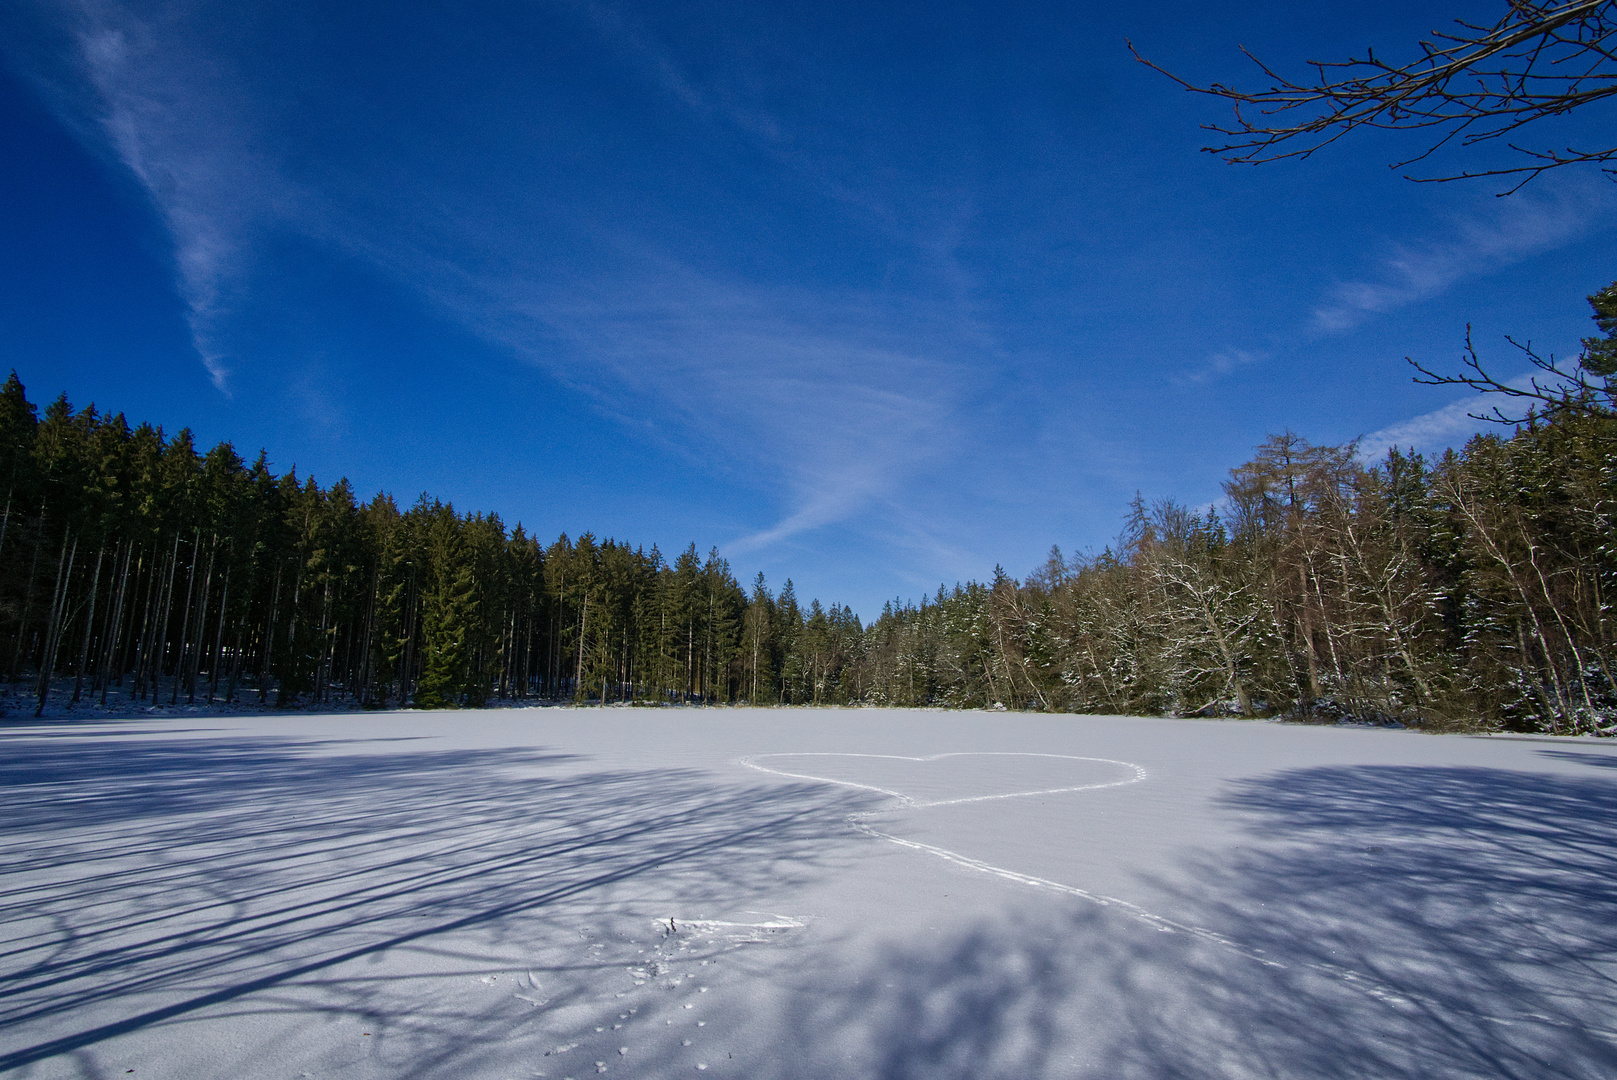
[5,292,1614,732]
[0,372,868,717]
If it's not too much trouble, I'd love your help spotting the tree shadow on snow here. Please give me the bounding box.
[1538,748,1617,770]
[0,732,876,1076]
[770,763,1617,1080]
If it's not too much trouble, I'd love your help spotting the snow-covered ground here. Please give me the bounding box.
[3,708,1615,1079]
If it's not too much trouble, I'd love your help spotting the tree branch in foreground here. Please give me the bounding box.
[1408,326,1614,423]
[1131,0,1617,192]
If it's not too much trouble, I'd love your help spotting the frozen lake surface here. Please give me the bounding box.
[3,708,1616,1078]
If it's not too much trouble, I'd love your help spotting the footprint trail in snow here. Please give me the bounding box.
[736,750,1601,1034]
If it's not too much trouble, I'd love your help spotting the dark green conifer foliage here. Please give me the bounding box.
[415,504,478,708]
[1583,282,1617,379]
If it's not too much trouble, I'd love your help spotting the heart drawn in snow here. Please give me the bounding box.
[740,753,1145,808]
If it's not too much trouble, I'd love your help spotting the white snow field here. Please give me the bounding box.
[3,709,1616,1079]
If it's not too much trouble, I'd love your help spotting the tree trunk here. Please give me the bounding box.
[35,531,77,716]
[260,564,281,703]
[100,542,134,705]
[172,530,200,705]
[187,537,215,703]
[576,592,588,701]
[70,544,105,704]
[208,565,230,703]
[10,499,48,683]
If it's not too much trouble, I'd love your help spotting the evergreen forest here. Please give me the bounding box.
[6,285,1615,733]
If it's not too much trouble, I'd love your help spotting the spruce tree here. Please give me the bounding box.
[416,506,477,708]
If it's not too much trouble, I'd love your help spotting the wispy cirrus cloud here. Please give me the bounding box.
[463,268,970,551]
[1357,393,1499,460]
[1357,370,1559,461]
[1312,183,1617,334]
[354,209,979,559]
[1176,347,1265,385]
[42,1,305,392]
[5,0,981,558]
[572,0,788,146]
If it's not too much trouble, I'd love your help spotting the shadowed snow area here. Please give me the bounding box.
[2,710,1615,1078]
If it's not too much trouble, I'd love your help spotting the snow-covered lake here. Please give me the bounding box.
[4,708,1615,1078]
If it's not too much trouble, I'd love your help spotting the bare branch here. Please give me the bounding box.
[1132,0,1617,189]
[1408,325,1614,423]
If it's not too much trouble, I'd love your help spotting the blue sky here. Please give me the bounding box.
[3,0,1614,619]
